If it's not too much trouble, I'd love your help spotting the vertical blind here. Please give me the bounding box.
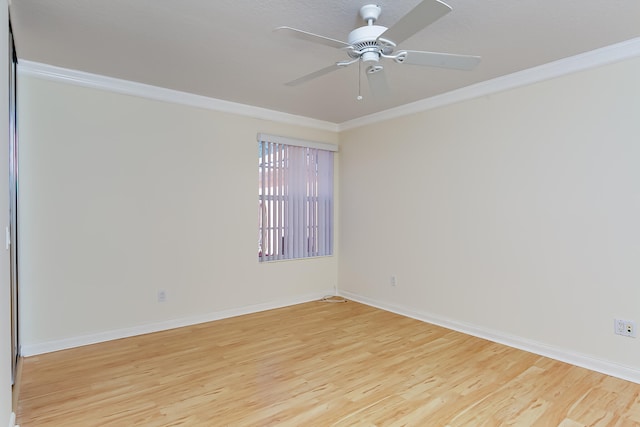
[258,136,334,262]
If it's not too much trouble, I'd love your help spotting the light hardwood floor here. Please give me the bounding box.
[16,300,640,426]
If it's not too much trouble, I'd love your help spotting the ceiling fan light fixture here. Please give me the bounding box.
[361,51,380,63]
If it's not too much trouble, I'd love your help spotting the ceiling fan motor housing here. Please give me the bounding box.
[347,25,389,62]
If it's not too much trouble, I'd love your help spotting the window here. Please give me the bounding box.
[258,134,336,262]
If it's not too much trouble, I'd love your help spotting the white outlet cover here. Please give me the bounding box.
[614,318,636,337]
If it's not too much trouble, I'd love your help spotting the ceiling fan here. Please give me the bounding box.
[275,0,481,98]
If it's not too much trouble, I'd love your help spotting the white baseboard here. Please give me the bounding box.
[20,288,639,384]
[8,412,16,427]
[339,290,640,385]
[21,290,335,356]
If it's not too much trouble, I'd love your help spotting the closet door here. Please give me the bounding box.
[8,21,19,384]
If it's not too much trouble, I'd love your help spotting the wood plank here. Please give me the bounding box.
[16,301,640,426]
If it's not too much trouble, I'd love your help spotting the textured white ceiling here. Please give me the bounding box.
[9,0,640,124]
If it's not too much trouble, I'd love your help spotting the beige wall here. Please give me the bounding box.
[339,57,640,371]
[18,76,338,350]
[16,52,640,379]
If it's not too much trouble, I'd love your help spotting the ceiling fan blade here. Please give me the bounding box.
[402,50,481,70]
[285,64,343,86]
[366,67,390,98]
[274,26,350,49]
[378,0,452,45]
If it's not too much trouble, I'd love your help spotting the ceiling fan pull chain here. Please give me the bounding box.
[357,59,363,101]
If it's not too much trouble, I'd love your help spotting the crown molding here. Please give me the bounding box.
[339,37,640,131]
[17,37,640,134]
[17,60,340,133]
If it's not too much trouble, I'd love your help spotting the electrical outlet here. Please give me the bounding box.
[614,318,636,337]
[157,290,167,303]
[390,275,397,287]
